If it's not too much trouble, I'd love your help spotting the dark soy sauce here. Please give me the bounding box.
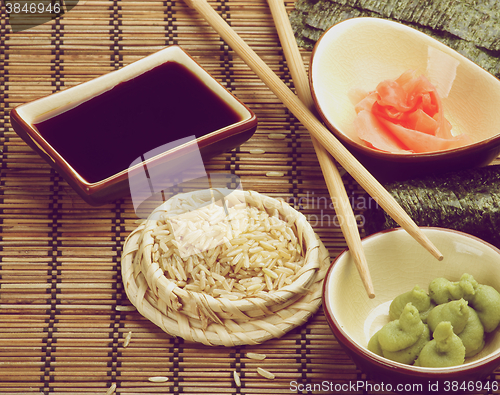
[33,61,242,183]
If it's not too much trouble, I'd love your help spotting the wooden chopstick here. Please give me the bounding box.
[266,0,374,298]
[182,0,444,263]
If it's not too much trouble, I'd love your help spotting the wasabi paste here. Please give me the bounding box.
[415,322,466,367]
[378,303,425,352]
[383,325,430,365]
[459,307,485,358]
[427,299,469,334]
[368,274,499,367]
[368,303,429,365]
[389,285,434,322]
[428,276,475,305]
[428,273,500,333]
[468,283,500,333]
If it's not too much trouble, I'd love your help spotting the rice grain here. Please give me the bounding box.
[257,367,275,379]
[233,370,241,387]
[123,331,132,348]
[246,352,266,360]
[115,305,136,312]
[148,376,169,383]
[249,148,266,154]
[152,198,305,299]
[266,171,285,177]
[105,383,116,395]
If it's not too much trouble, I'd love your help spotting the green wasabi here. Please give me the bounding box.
[368,303,429,365]
[428,276,475,305]
[370,273,499,367]
[428,273,500,333]
[459,307,485,357]
[416,321,466,367]
[367,330,384,356]
[389,285,434,322]
[469,284,500,333]
[383,325,430,365]
[378,303,425,352]
[427,299,469,334]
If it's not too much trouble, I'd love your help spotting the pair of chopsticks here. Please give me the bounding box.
[265,0,374,297]
[183,0,443,298]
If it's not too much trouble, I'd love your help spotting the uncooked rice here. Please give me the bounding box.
[148,376,169,383]
[151,197,305,300]
[266,171,285,177]
[123,331,132,348]
[233,370,241,387]
[245,352,266,360]
[115,305,137,312]
[249,149,266,154]
[105,383,116,395]
[257,367,275,379]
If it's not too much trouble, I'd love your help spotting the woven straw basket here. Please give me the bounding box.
[121,189,330,346]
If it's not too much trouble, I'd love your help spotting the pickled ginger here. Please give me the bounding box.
[352,70,471,153]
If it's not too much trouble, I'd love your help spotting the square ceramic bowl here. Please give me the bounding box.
[10,45,258,206]
[323,227,500,392]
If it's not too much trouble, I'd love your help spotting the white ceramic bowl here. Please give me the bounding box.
[310,17,500,180]
[323,227,500,390]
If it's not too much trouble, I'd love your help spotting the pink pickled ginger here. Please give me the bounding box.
[352,70,471,153]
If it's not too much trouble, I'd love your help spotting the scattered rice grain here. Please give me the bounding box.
[248,246,264,254]
[105,383,116,395]
[277,272,286,289]
[199,270,207,291]
[123,331,132,348]
[262,268,278,279]
[115,305,136,312]
[211,272,225,282]
[246,352,267,360]
[233,370,241,387]
[266,171,285,177]
[257,367,275,379]
[259,240,276,250]
[246,283,262,293]
[264,273,274,291]
[148,376,169,383]
[249,148,265,154]
[274,266,294,276]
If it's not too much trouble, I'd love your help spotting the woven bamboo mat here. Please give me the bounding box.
[0,1,499,394]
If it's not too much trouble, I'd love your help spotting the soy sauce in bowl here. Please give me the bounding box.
[33,61,242,184]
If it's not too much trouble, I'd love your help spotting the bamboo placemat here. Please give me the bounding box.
[0,1,499,394]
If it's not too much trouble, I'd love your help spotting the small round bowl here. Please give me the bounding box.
[323,227,500,392]
[310,17,500,181]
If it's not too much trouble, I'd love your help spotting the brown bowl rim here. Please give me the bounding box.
[322,226,500,377]
[309,17,500,162]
